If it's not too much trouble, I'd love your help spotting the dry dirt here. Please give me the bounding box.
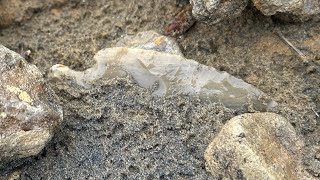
[0,0,319,179]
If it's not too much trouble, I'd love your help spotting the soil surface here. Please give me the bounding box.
[0,0,319,179]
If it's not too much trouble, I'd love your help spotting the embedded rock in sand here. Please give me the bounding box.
[190,0,249,23]
[0,45,63,164]
[204,113,312,179]
[252,0,320,21]
[191,0,319,23]
[50,32,276,111]
[116,31,183,56]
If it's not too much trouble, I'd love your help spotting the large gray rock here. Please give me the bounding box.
[190,0,249,23]
[0,45,63,164]
[204,113,313,179]
[252,0,320,21]
[49,32,276,111]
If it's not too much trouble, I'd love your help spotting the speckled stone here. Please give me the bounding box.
[191,0,249,24]
[205,112,313,179]
[252,0,320,21]
[0,45,63,164]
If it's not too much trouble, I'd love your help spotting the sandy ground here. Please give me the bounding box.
[0,0,319,179]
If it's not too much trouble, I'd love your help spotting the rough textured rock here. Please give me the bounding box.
[0,45,63,165]
[191,0,319,23]
[252,0,320,21]
[303,145,320,177]
[204,112,313,179]
[49,35,276,111]
[190,0,249,24]
[0,0,67,28]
